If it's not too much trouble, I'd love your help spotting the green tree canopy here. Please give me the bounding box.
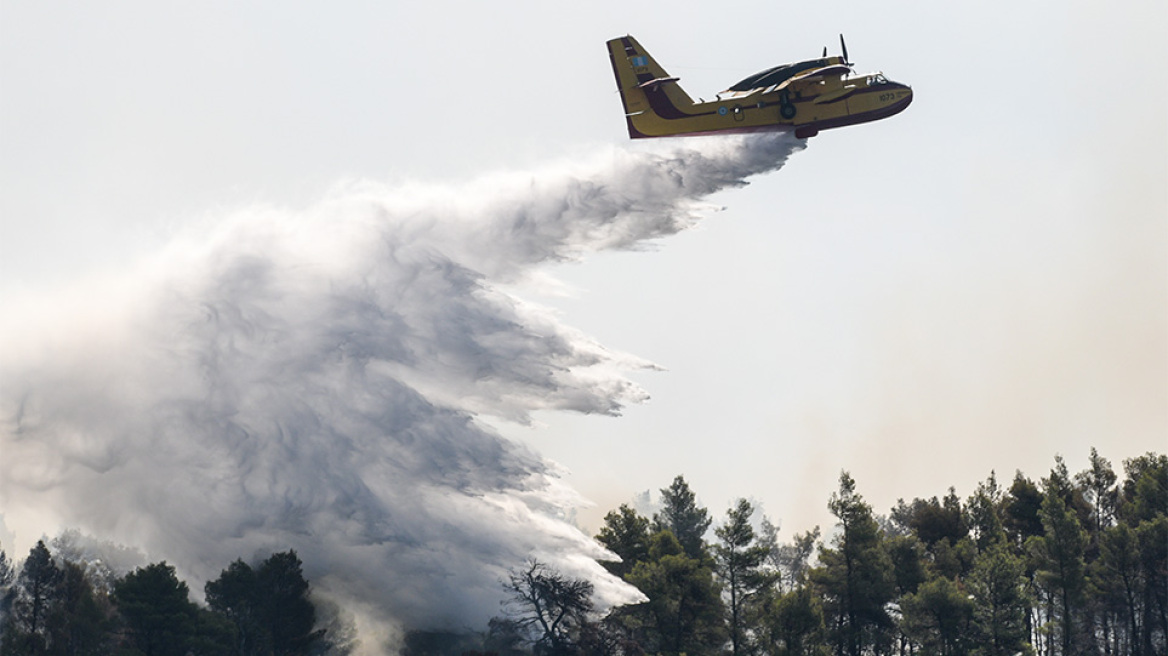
[44,560,111,656]
[625,531,725,656]
[1004,471,1045,546]
[1119,453,1167,526]
[901,575,974,656]
[595,504,651,579]
[772,527,820,594]
[206,558,263,655]
[652,475,712,562]
[966,472,1008,551]
[256,551,321,655]
[4,540,61,655]
[907,489,968,548]
[968,541,1029,656]
[1029,486,1088,656]
[1135,516,1167,652]
[1075,447,1119,541]
[113,562,200,656]
[715,498,777,656]
[813,472,895,656]
[765,586,827,656]
[885,535,927,598]
[204,550,323,656]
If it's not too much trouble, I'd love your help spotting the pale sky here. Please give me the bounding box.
[2,0,1165,568]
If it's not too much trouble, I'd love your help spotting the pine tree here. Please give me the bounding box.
[626,531,725,655]
[714,499,776,656]
[1135,517,1167,655]
[205,551,323,656]
[113,562,200,656]
[968,541,1029,656]
[653,475,712,562]
[885,535,927,599]
[44,561,110,656]
[257,551,322,655]
[766,586,827,656]
[1118,453,1167,526]
[596,504,651,578]
[206,559,265,655]
[900,575,974,656]
[1004,472,1045,548]
[1096,523,1142,655]
[967,471,1008,551]
[0,544,14,618]
[1029,488,1087,656]
[1075,448,1118,544]
[812,472,895,656]
[903,490,967,548]
[773,527,820,595]
[5,540,61,655]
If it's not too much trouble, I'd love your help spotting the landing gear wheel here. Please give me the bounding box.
[780,103,797,120]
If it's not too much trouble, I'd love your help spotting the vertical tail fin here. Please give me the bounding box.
[606,36,698,138]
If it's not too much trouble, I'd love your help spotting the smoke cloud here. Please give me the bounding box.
[0,134,802,645]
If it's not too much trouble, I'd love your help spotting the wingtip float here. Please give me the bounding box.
[606,35,912,139]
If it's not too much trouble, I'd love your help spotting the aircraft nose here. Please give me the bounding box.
[881,83,913,119]
[892,83,913,110]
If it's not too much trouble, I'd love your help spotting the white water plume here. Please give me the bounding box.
[0,133,803,648]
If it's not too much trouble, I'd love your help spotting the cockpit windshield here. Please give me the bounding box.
[868,73,888,85]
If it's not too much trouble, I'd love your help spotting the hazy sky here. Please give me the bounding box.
[2,0,1165,587]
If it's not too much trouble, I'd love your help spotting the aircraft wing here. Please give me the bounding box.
[779,64,852,90]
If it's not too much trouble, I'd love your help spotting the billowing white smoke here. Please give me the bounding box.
[0,134,802,643]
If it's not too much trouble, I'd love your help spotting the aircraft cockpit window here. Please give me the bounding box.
[869,74,888,85]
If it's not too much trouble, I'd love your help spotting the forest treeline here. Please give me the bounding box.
[414,448,1167,656]
[0,448,1164,656]
[0,540,351,656]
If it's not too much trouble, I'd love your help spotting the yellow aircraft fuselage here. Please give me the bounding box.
[607,36,912,139]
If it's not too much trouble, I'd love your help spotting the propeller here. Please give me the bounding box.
[822,46,827,58]
[839,34,851,66]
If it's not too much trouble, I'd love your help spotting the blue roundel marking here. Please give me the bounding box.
[718,106,728,116]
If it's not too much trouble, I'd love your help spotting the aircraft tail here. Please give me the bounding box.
[606,36,698,139]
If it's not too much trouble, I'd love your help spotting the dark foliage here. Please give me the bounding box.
[1,447,1163,656]
[652,475,713,562]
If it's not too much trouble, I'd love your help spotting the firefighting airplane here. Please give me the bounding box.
[606,35,912,139]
